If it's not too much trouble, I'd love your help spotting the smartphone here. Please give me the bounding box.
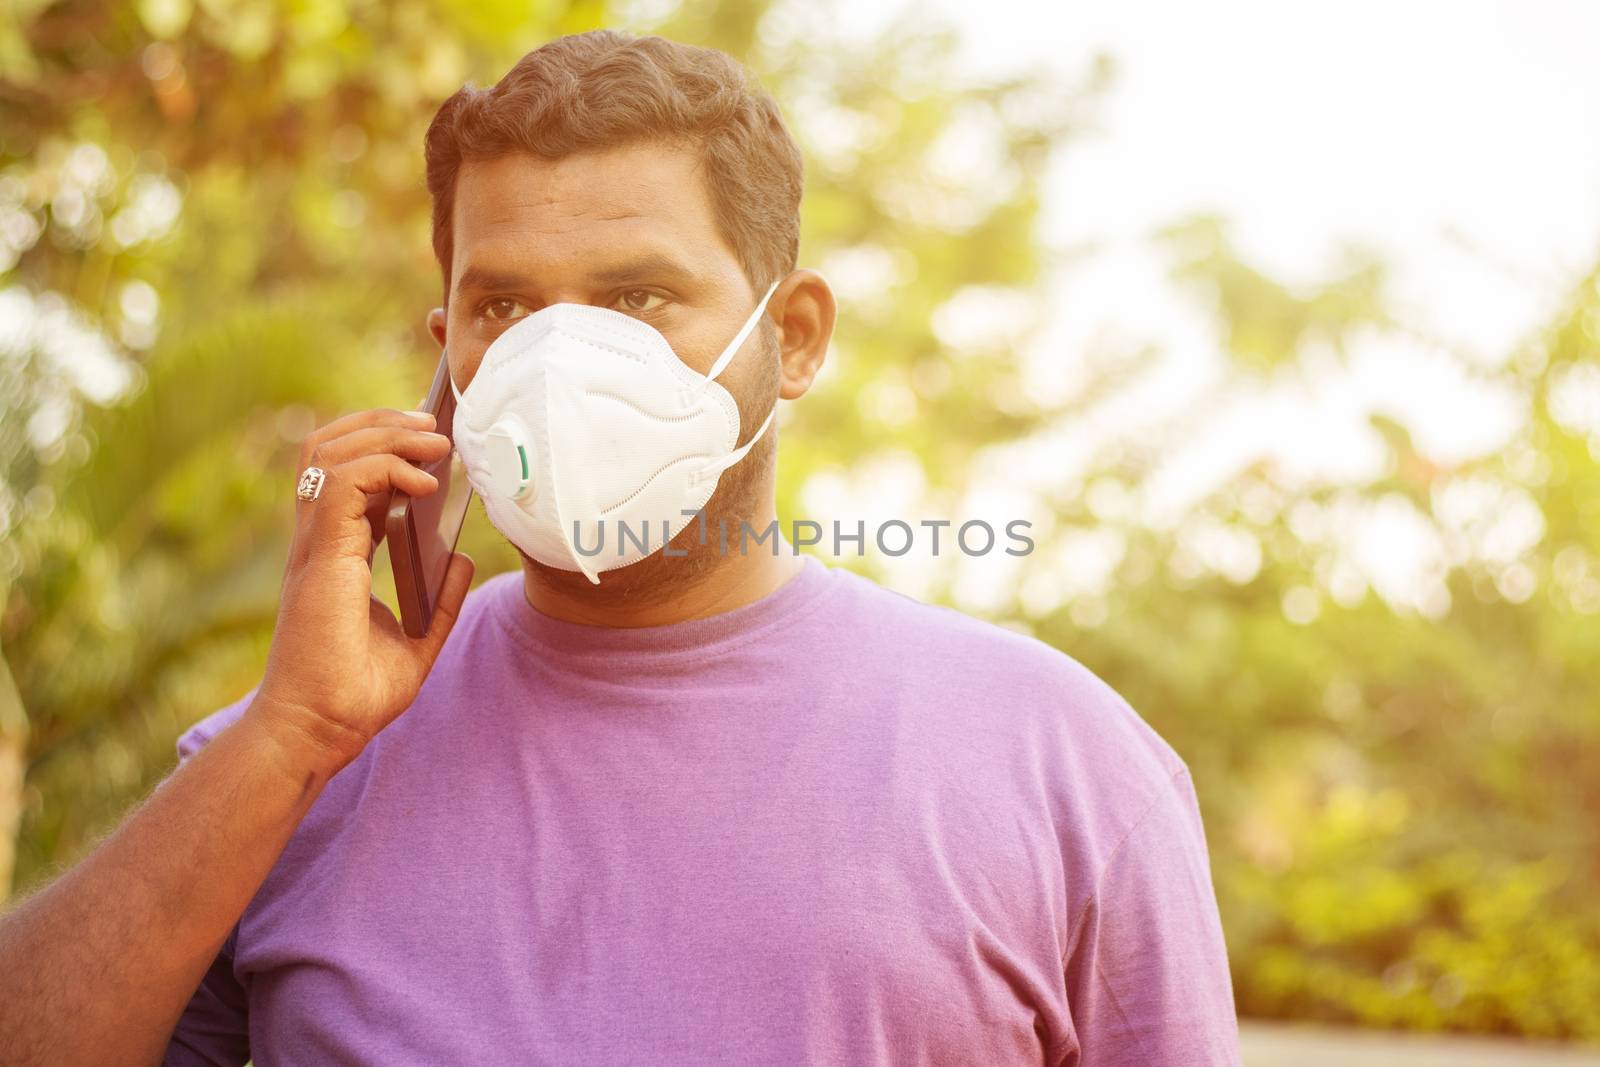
[386,352,474,638]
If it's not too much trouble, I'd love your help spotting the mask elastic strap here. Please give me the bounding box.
[704,400,777,478]
[704,279,781,385]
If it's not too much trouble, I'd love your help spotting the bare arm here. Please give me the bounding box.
[0,700,346,1066]
[0,407,474,1067]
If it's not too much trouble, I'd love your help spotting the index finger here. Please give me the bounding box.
[297,407,436,468]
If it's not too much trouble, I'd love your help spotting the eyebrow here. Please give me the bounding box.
[453,265,529,296]
[586,253,700,287]
[453,253,702,298]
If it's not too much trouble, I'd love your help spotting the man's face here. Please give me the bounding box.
[440,141,773,411]
[432,140,783,594]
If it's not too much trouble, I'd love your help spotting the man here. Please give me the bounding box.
[0,30,1240,1066]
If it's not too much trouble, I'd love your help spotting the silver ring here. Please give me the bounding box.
[296,466,327,502]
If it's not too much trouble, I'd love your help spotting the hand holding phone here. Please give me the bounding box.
[387,353,475,638]
[253,375,475,770]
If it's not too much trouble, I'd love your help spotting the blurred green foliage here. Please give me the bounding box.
[2,0,1598,1044]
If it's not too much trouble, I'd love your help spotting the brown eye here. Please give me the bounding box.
[617,289,664,313]
[482,298,530,322]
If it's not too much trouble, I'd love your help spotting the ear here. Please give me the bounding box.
[426,307,447,349]
[769,269,835,400]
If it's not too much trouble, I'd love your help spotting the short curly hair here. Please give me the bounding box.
[424,30,804,301]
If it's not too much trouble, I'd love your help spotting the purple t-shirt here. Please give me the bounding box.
[164,557,1239,1065]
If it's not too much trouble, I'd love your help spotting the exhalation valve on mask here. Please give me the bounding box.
[450,280,779,584]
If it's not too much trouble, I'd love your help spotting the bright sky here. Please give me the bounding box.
[931,0,1600,448]
[962,1,1600,282]
[819,0,1600,612]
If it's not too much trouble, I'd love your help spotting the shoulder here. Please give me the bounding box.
[174,571,522,762]
[826,565,1188,818]
[826,566,1176,742]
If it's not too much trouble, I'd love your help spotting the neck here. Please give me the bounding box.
[518,502,806,628]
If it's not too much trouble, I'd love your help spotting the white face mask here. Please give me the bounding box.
[451,280,779,584]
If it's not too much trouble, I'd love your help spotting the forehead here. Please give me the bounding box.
[449,142,737,283]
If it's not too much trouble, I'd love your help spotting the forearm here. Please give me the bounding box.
[0,700,347,1067]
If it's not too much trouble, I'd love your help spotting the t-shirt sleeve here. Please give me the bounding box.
[1059,767,1242,1066]
[161,689,259,1067]
[163,926,250,1067]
